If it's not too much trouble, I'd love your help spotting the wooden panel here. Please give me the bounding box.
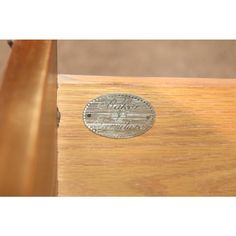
[0,40,57,196]
[58,75,236,196]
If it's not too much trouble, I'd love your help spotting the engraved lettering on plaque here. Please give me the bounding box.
[83,94,156,139]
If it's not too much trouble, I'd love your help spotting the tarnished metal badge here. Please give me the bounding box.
[83,93,156,139]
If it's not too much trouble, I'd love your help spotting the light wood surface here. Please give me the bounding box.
[58,75,236,196]
[0,40,58,196]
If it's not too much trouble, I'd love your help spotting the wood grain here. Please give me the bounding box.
[58,75,236,196]
[0,40,58,196]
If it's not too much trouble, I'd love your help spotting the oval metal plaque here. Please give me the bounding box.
[83,93,156,139]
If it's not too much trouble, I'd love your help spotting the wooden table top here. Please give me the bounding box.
[58,75,236,196]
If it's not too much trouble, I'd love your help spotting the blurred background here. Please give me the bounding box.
[1,40,236,78]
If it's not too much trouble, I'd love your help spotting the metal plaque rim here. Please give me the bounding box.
[83,93,156,139]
